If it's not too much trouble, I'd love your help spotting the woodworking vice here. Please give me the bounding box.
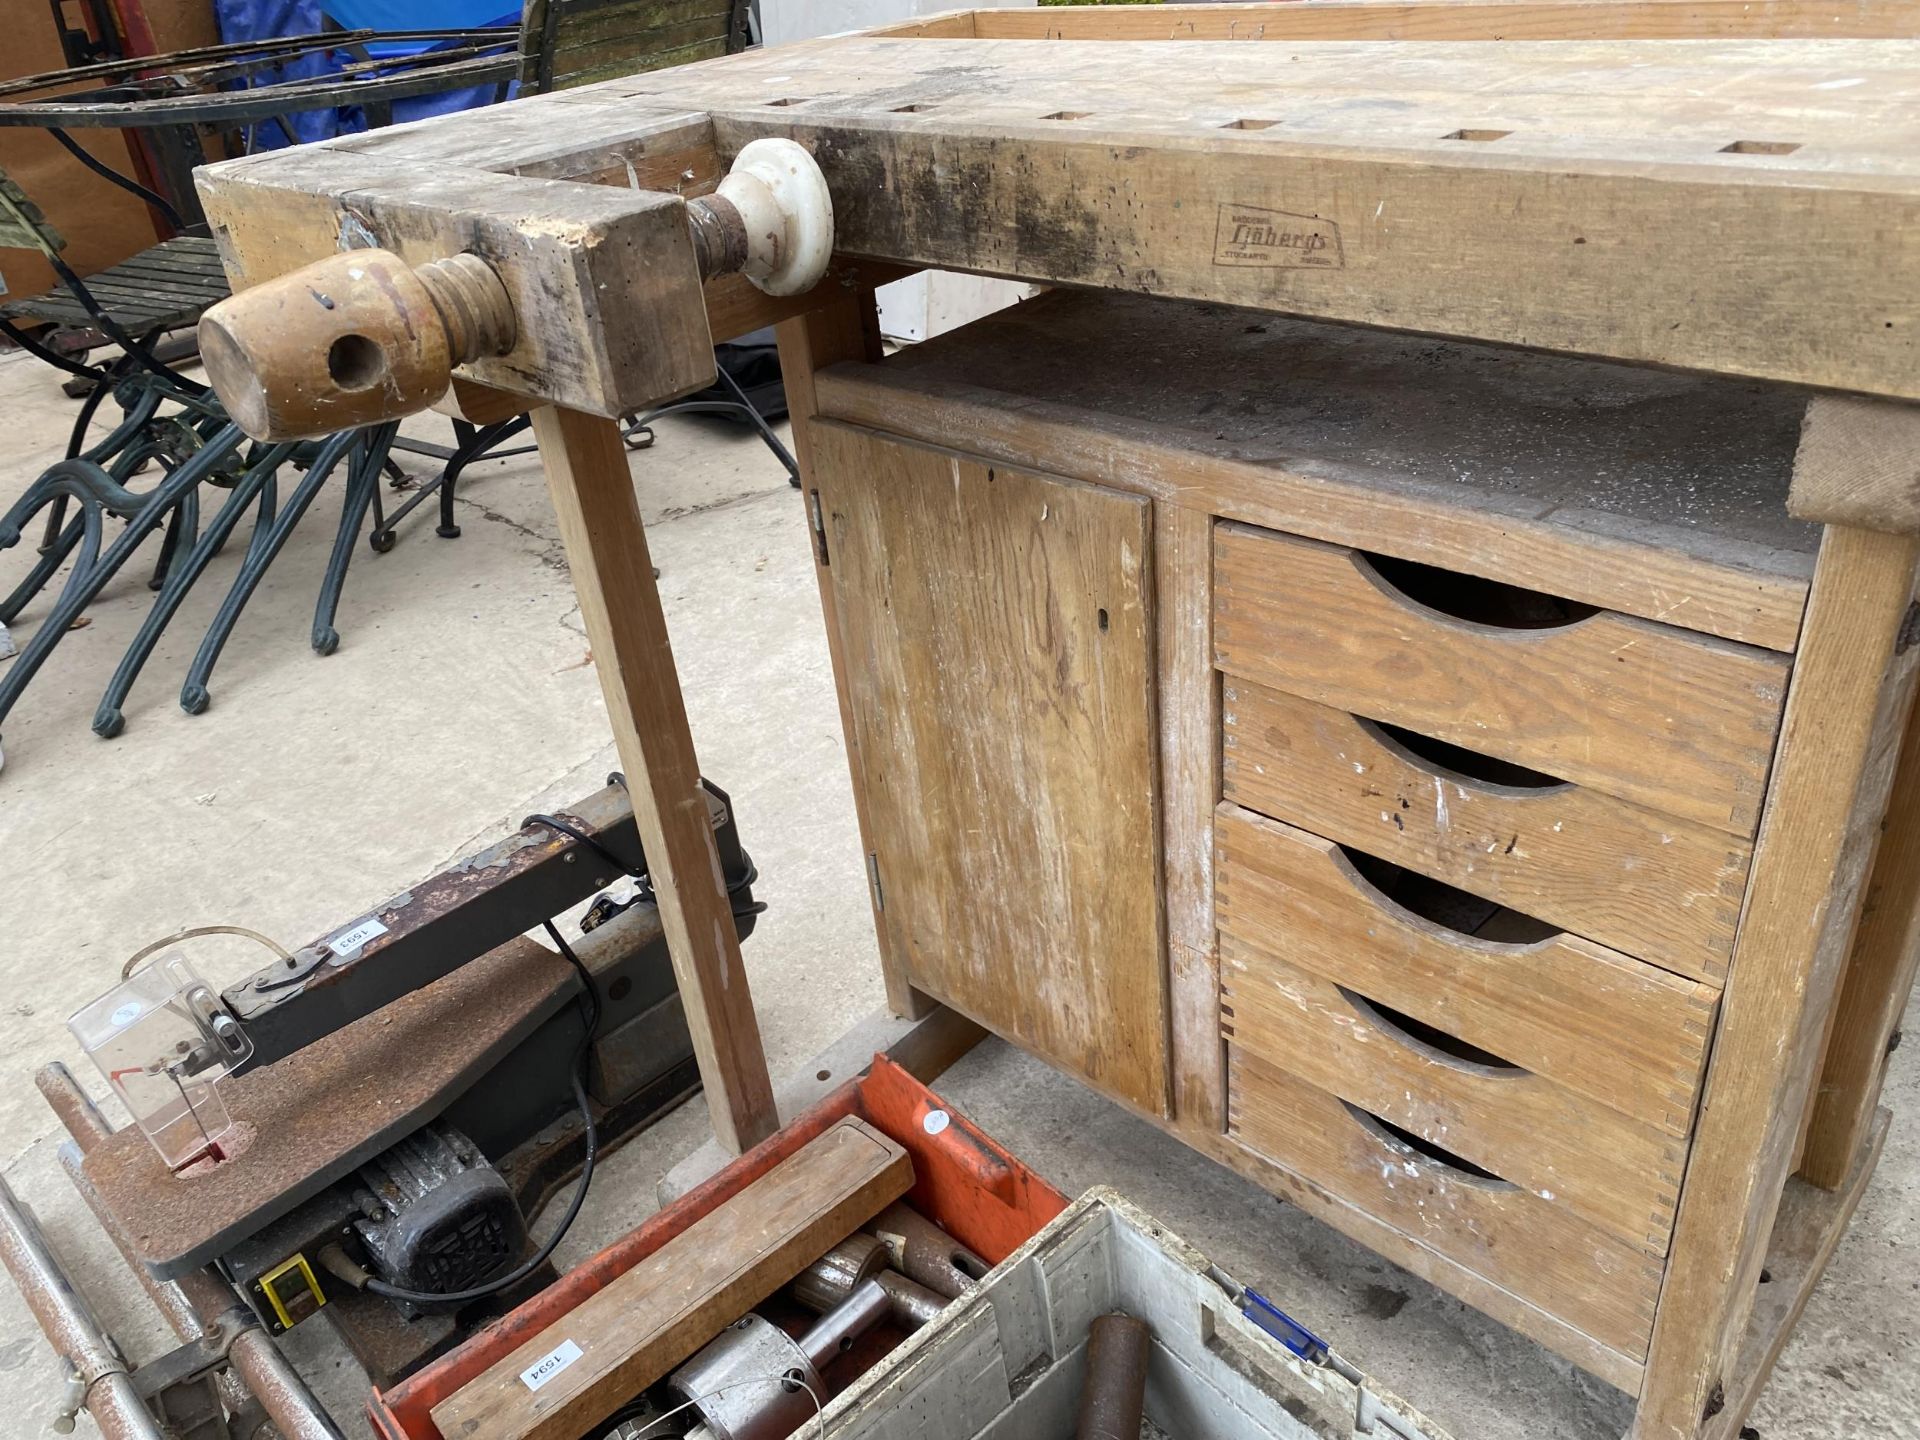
[17,775,762,1431]
[191,138,834,445]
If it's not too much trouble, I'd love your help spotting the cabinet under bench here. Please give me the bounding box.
[793,286,1919,1409]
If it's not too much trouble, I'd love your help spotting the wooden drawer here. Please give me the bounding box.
[1223,938,1685,1254]
[1228,1050,1663,1364]
[1213,523,1789,836]
[1216,806,1716,1139]
[1222,680,1748,983]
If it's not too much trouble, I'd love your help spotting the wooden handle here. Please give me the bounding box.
[198,249,515,442]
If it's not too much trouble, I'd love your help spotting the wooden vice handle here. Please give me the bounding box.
[198,249,517,442]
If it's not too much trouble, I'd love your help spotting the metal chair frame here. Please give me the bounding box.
[0,173,406,758]
[0,14,799,763]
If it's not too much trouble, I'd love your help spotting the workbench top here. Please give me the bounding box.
[201,7,1920,413]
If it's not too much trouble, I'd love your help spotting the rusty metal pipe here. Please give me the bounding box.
[0,1173,166,1440]
[37,1062,111,1148]
[227,1331,342,1440]
[59,1143,208,1339]
[794,1237,948,1331]
[1074,1313,1151,1440]
[869,1203,989,1300]
[41,1063,345,1440]
[83,1373,169,1440]
[45,1066,236,1330]
[45,1066,256,1414]
[59,1141,262,1424]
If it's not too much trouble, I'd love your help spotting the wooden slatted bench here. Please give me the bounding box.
[0,233,229,339]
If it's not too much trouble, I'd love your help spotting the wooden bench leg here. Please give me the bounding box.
[1633,524,1920,1440]
[776,289,938,1023]
[1800,681,1920,1189]
[1158,506,1225,1133]
[534,404,779,1154]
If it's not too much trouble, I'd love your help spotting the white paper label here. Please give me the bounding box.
[328,917,389,957]
[922,1109,951,1136]
[520,1339,582,1393]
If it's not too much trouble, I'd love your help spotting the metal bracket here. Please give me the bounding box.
[130,1331,228,1402]
[246,946,330,995]
[809,489,830,567]
[131,1331,233,1440]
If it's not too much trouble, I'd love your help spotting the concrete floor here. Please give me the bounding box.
[0,343,1913,1440]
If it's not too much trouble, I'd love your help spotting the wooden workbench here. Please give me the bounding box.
[188,6,1920,1437]
[795,285,1915,1428]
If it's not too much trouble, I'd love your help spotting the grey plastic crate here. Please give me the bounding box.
[821,1187,1450,1440]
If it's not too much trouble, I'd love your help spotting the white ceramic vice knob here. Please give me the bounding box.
[716,137,835,296]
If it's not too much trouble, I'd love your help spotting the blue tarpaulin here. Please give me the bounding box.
[214,0,516,148]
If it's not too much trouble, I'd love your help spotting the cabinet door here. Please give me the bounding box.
[813,421,1169,1116]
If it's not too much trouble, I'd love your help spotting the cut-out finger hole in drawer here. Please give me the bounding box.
[1360,551,1599,630]
[1226,1050,1664,1359]
[1216,805,1718,1139]
[1343,1103,1516,1186]
[1371,721,1569,791]
[1214,523,1787,834]
[1222,680,1750,981]
[1338,988,1524,1074]
[1344,849,1561,945]
[1222,938,1687,1253]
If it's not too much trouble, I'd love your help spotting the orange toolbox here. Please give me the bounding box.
[367,1056,1069,1440]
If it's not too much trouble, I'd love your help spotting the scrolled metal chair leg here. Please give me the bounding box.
[147,486,198,591]
[93,448,290,739]
[181,429,356,715]
[0,435,234,733]
[0,516,83,625]
[311,423,397,656]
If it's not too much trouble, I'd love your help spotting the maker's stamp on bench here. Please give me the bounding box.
[1213,204,1345,268]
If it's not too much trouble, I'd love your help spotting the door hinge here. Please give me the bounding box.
[808,489,830,567]
[865,852,883,912]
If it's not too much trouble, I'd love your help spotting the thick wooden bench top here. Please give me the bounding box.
[199,6,1920,410]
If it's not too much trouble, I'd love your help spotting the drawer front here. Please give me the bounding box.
[1222,680,1748,983]
[1228,1049,1663,1361]
[1213,523,1788,836]
[1223,938,1684,1253]
[1217,806,1716,1138]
